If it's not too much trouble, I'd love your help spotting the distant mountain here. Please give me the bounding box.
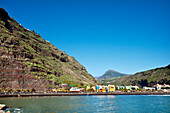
[113,64,170,87]
[0,7,97,91]
[97,70,128,80]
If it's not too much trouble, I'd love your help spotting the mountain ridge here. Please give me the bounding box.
[0,7,97,91]
[113,64,170,87]
[97,69,128,80]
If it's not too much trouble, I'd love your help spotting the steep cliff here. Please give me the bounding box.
[0,7,97,91]
[113,65,170,87]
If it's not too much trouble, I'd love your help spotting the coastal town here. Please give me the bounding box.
[51,84,170,93]
[0,84,170,113]
[0,1,170,112]
[0,84,169,96]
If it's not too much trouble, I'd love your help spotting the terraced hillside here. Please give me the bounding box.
[0,7,97,91]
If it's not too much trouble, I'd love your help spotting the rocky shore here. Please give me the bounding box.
[0,92,169,98]
[0,104,10,113]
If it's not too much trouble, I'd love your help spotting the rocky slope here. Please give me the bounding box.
[113,65,170,87]
[0,7,97,91]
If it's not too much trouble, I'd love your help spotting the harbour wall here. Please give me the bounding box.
[0,92,170,98]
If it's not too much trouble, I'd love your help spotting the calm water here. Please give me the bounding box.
[0,95,169,113]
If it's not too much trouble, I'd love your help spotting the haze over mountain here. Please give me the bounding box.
[0,7,97,91]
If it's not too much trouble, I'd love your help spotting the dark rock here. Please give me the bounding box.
[0,104,8,110]
[0,7,13,33]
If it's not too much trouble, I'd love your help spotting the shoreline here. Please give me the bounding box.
[0,92,170,98]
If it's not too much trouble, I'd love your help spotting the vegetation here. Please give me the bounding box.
[98,78,117,85]
[112,65,170,87]
[0,7,97,91]
[97,70,128,80]
[0,88,36,93]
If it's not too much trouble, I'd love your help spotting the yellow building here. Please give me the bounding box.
[108,85,115,92]
[97,86,107,92]
[56,88,69,92]
[86,85,91,91]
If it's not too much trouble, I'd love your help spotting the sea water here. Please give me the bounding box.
[0,95,169,113]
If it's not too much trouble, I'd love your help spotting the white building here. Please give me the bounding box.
[70,87,82,92]
[154,84,170,90]
[143,86,155,91]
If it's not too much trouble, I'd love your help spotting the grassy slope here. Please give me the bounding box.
[0,8,97,88]
[113,65,170,87]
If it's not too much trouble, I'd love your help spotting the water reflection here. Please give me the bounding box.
[0,95,169,113]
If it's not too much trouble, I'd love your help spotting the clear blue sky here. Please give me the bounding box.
[1,0,170,76]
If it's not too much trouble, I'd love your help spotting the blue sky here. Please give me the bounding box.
[1,0,170,76]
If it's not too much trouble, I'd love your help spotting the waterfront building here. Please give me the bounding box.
[92,86,97,92]
[125,86,139,90]
[101,86,106,92]
[96,85,107,92]
[70,87,82,92]
[116,86,139,90]
[56,88,69,92]
[108,85,115,92]
[97,85,102,92]
[143,86,155,91]
[96,85,100,92]
[153,84,170,91]
[86,85,91,91]
[116,86,125,90]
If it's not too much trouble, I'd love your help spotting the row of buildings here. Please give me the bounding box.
[52,84,140,93]
[89,85,140,92]
[51,84,170,93]
[87,85,116,92]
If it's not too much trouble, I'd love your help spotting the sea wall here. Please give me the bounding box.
[0,92,169,98]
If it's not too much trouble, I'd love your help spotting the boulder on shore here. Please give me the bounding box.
[0,110,5,113]
[0,104,7,110]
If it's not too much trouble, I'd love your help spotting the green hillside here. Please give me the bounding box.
[0,7,97,91]
[113,65,170,87]
[97,69,128,80]
[97,70,128,85]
